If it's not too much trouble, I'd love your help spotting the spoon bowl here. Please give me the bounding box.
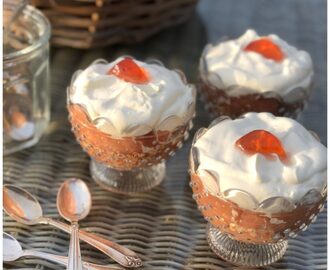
[3,232,23,262]
[3,184,43,224]
[57,178,92,222]
[57,178,92,270]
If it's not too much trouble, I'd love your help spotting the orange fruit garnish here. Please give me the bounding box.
[107,57,149,84]
[244,38,285,62]
[235,129,288,161]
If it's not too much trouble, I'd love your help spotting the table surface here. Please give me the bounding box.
[4,1,327,270]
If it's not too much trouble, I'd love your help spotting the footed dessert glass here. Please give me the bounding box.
[68,60,195,194]
[189,117,326,267]
[199,45,313,119]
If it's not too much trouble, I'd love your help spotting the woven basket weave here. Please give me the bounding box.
[31,0,198,49]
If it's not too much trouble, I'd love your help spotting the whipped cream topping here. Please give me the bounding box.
[70,58,195,137]
[201,29,313,97]
[194,113,327,205]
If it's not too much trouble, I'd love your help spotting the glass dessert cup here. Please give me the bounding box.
[67,63,195,194]
[199,52,313,119]
[189,119,327,267]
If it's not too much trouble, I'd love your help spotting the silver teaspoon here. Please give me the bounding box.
[3,184,142,268]
[57,178,92,270]
[3,232,123,270]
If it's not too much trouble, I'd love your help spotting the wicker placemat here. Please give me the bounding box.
[4,2,327,269]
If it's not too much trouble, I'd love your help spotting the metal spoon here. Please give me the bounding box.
[57,178,92,270]
[3,184,143,268]
[3,232,122,270]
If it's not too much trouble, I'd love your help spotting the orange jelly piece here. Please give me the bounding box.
[236,130,288,161]
[108,57,149,84]
[244,38,285,62]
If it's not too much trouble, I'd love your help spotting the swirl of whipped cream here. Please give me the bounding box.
[201,29,313,98]
[194,112,327,204]
[70,58,195,137]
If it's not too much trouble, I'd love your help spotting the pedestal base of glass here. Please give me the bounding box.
[206,224,288,267]
[90,159,165,194]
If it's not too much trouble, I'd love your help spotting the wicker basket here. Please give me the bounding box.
[31,0,198,49]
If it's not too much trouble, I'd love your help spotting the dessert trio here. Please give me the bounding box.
[67,30,326,267]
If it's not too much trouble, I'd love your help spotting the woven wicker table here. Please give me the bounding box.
[4,1,327,269]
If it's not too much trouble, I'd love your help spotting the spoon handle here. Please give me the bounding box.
[22,250,122,270]
[68,222,83,270]
[43,217,142,268]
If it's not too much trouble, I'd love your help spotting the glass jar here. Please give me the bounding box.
[3,2,51,155]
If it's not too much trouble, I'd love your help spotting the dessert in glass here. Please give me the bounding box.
[199,29,314,119]
[68,57,196,194]
[189,112,327,267]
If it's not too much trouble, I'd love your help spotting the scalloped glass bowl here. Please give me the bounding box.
[189,118,327,267]
[199,45,313,119]
[68,59,196,194]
